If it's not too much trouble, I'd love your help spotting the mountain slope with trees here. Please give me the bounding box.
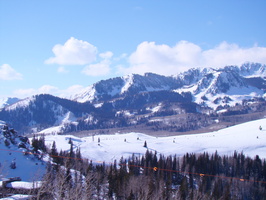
[0,63,265,135]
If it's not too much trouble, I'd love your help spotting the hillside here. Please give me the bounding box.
[1,117,266,199]
[0,122,46,181]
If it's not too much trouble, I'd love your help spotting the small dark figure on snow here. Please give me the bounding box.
[143,141,147,148]
[259,126,262,131]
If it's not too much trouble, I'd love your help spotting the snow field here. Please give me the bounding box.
[44,118,266,164]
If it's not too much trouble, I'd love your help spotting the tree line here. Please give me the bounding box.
[34,144,266,199]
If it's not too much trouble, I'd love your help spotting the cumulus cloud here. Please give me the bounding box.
[202,42,266,68]
[82,51,113,76]
[13,88,36,98]
[0,64,23,80]
[121,41,266,75]
[82,60,111,76]
[38,85,59,94]
[45,37,98,65]
[13,85,59,98]
[13,84,87,99]
[58,85,86,98]
[99,51,113,59]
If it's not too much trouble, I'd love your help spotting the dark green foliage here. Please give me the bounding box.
[143,140,147,148]
[37,148,266,199]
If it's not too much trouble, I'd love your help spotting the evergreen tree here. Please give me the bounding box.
[31,134,39,152]
[179,177,188,200]
[143,140,147,148]
[50,141,59,164]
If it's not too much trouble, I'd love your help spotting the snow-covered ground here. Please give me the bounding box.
[0,194,34,200]
[1,118,266,200]
[0,141,46,181]
[44,118,266,164]
[1,117,266,191]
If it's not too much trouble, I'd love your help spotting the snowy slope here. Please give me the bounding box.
[0,126,46,181]
[174,68,264,109]
[0,97,21,109]
[43,118,266,164]
[4,97,35,111]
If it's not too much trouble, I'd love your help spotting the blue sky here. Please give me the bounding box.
[1,0,266,98]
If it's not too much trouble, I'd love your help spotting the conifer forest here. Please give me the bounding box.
[14,144,266,199]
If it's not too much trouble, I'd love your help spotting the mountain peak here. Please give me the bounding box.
[0,97,21,109]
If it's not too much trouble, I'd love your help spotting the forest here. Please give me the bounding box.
[11,139,266,200]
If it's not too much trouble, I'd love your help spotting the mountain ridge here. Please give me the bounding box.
[0,62,265,135]
[71,62,266,105]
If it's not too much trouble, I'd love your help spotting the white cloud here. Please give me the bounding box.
[45,37,98,65]
[13,84,86,99]
[82,60,111,76]
[13,88,36,98]
[202,42,266,68]
[0,64,23,80]
[38,85,59,94]
[58,85,86,98]
[13,85,59,98]
[121,41,266,75]
[114,53,128,61]
[82,51,113,77]
[99,51,113,59]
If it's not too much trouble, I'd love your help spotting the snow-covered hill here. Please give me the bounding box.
[0,124,46,181]
[0,94,84,134]
[0,97,20,109]
[43,118,266,163]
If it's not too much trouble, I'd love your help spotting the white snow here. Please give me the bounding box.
[6,181,42,189]
[146,103,162,113]
[44,118,266,164]
[0,97,20,109]
[72,85,97,103]
[0,133,46,181]
[0,194,33,200]
[121,74,134,94]
[94,103,103,108]
[5,97,35,111]
[38,125,64,135]
[38,111,78,135]
[56,111,76,125]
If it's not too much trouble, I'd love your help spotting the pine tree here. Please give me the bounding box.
[143,141,147,148]
[179,177,188,200]
[50,141,59,164]
[31,134,39,152]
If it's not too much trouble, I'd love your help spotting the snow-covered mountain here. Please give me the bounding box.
[0,63,266,134]
[71,73,181,103]
[175,67,265,109]
[0,94,94,134]
[71,63,266,109]
[0,97,20,109]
